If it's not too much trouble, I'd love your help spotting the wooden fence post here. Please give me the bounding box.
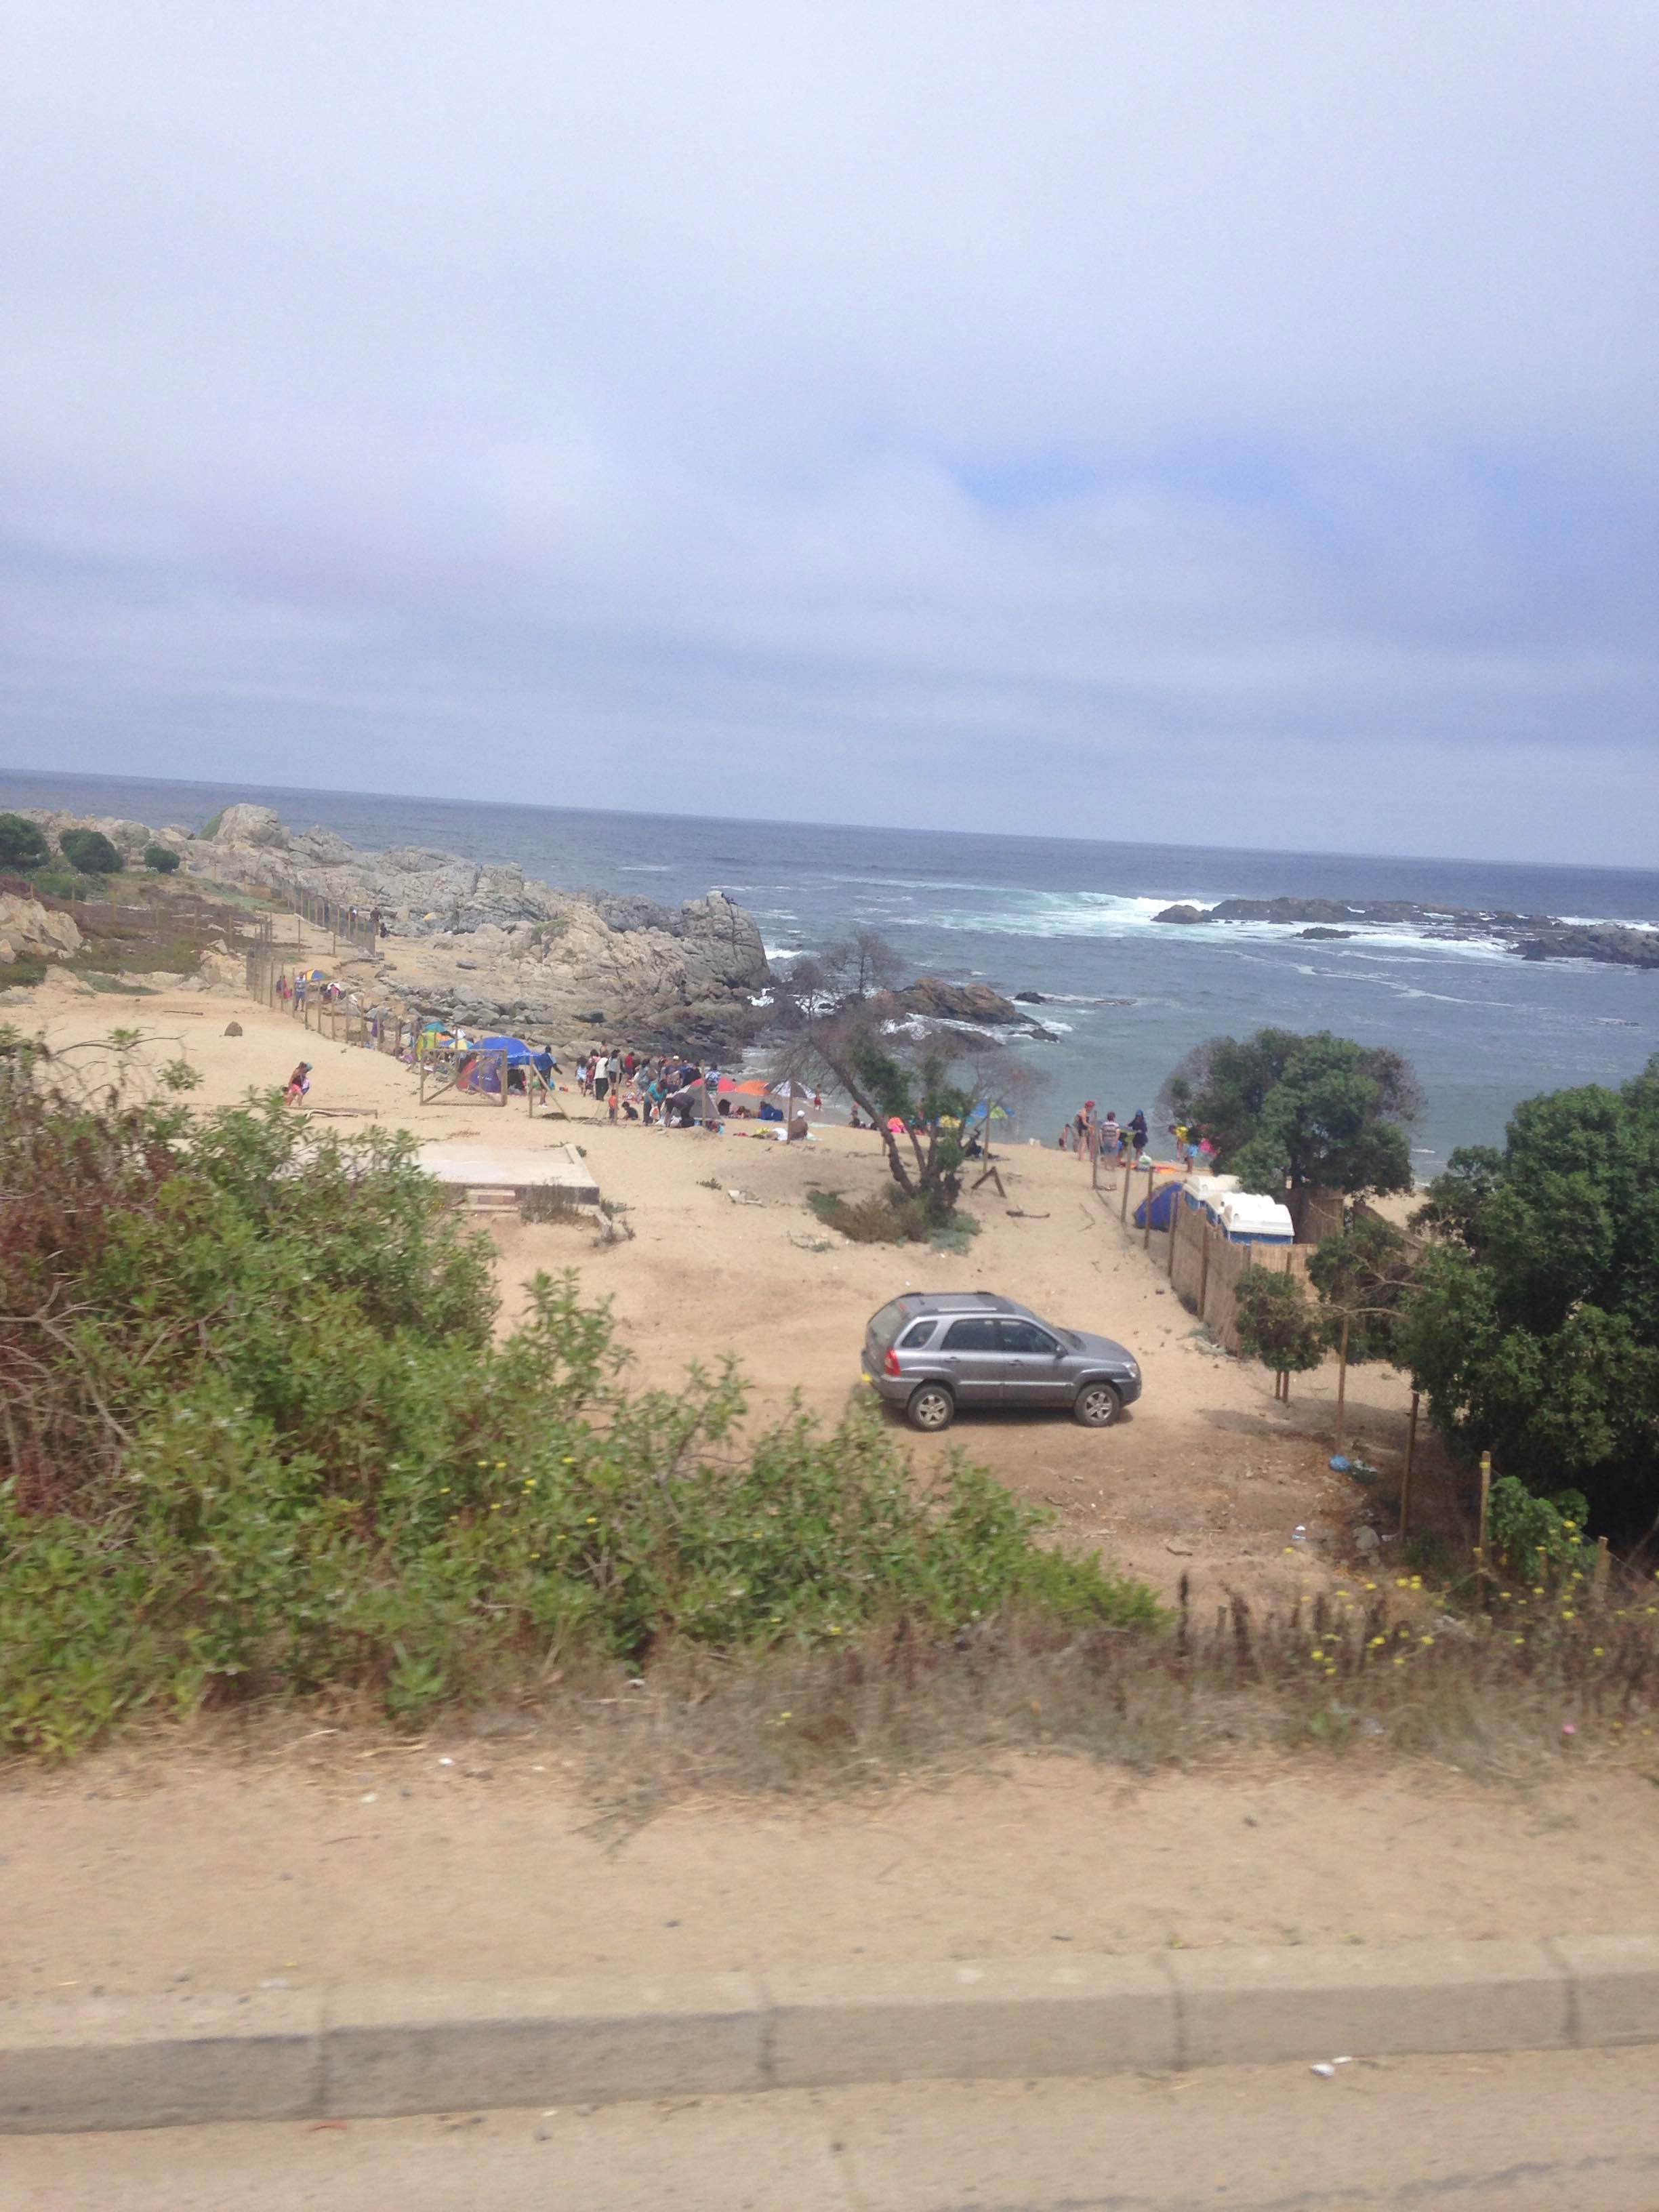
[1334,1313,1350,1454]
[1142,1166,1153,1252]
[1477,1450,1492,1561]
[1120,1163,1131,1226]
[1400,1390,1420,1536]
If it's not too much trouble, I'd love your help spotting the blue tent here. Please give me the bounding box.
[1132,1179,1183,1231]
[464,1035,554,1090]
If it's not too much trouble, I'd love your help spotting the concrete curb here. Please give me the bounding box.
[5,1936,1659,2134]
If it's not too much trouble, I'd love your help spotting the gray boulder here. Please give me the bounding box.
[207,803,289,849]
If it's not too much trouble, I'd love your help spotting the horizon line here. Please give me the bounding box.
[1,761,1655,883]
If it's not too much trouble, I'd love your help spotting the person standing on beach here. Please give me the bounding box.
[1130,1108,1149,1162]
[284,1061,312,1107]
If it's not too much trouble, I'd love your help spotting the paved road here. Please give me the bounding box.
[7,2047,1659,2210]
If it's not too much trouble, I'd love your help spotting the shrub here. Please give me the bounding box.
[1487,1476,1591,1586]
[143,844,181,874]
[0,813,50,872]
[807,1186,975,1248]
[58,828,123,876]
[1234,1270,1327,1378]
[0,1051,1156,1753]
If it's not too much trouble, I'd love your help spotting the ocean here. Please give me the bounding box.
[5,767,1658,1178]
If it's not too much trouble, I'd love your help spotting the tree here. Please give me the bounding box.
[0,814,50,873]
[776,930,1021,1216]
[1395,1061,1659,1538]
[142,844,180,874]
[1231,1214,1417,1436]
[1306,1214,1416,1449]
[58,827,123,876]
[1163,1028,1418,1219]
[1234,1270,1326,1402]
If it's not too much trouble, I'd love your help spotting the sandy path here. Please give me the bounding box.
[3,1749,1652,1998]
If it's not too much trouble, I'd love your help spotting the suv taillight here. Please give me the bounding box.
[883,1347,901,1376]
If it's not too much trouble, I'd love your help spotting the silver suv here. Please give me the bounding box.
[861,1291,1142,1432]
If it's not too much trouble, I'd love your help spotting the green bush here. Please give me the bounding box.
[142,844,181,874]
[0,1052,1157,1753]
[1487,1475,1591,1586]
[57,828,123,876]
[0,957,49,992]
[0,813,51,873]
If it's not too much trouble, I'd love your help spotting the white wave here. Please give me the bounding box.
[618,864,672,872]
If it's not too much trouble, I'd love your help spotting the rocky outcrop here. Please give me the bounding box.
[0,893,82,965]
[1297,926,1353,941]
[895,977,1024,1025]
[381,890,772,1048]
[17,811,190,862]
[1151,895,1659,969]
[20,803,774,1047]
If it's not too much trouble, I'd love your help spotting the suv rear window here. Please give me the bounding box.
[867,1299,914,1351]
[898,1319,938,1349]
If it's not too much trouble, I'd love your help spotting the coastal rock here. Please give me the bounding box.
[1298,926,1353,941]
[1149,892,1659,968]
[16,811,180,863]
[24,802,773,1048]
[897,977,1024,1025]
[207,803,290,850]
[0,894,83,960]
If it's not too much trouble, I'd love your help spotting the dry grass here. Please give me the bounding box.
[554,1577,1659,1822]
[134,1571,1659,1830]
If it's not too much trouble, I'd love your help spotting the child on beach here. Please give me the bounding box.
[284,1061,311,1107]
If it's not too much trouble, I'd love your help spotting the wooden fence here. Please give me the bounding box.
[1095,1164,1311,1353]
[245,950,413,1057]
[1166,1199,1311,1351]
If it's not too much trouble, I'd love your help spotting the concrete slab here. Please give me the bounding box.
[414,1141,599,1205]
[764,1952,1177,2085]
[323,1973,767,2116]
[1550,1934,1659,2047]
[0,1988,323,2133]
[1168,1937,1572,2066]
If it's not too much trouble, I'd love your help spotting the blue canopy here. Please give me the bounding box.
[475,1033,535,1063]
[1132,1179,1183,1231]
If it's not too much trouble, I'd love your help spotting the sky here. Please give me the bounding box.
[2,2,1656,864]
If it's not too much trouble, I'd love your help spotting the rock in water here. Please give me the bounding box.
[893,977,1024,1024]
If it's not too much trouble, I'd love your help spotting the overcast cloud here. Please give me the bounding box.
[2,1,1656,861]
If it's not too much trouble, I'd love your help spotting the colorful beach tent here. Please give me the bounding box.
[1132,1178,1186,1231]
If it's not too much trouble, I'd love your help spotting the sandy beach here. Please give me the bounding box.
[16,937,1429,1611]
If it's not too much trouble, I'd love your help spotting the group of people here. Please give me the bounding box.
[1059,1103,1213,1171]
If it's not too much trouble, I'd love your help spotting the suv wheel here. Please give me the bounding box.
[1073,1381,1123,1429]
[906,1383,956,1433]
